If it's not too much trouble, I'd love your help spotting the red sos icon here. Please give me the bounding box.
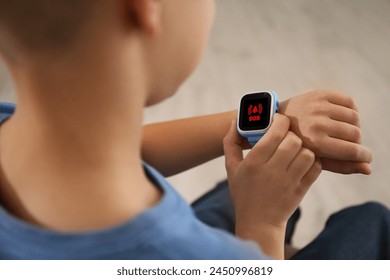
[248,104,263,122]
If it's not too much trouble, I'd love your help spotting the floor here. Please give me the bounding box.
[1,0,390,248]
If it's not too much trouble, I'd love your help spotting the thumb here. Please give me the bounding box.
[223,120,244,174]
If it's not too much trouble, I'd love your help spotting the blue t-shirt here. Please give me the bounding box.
[0,102,266,260]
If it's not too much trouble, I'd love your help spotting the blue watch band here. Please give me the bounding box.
[247,134,265,147]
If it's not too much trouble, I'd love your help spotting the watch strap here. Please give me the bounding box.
[248,134,264,147]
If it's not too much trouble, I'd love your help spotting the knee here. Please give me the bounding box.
[356,202,389,221]
[329,202,390,229]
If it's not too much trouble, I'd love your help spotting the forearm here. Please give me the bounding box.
[142,111,236,176]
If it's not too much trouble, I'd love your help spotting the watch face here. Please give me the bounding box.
[239,92,272,131]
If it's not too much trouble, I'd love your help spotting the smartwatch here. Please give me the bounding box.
[237,91,279,147]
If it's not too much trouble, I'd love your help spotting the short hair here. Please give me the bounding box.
[0,0,99,54]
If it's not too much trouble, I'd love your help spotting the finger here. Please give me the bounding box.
[247,113,290,163]
[328,104,360,127]
[321,158,372,175]
[320,137,373,162]
[327,119,362,144]
[288,148,316,180]
[223,120,244,174]
[267,131,303,170]
[327,92,359,111]
[301,157,322,187]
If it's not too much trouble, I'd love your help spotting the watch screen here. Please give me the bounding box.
[239,92,272,131]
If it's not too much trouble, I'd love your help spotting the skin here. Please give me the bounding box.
[142,91,372,177]
[0,0,372,259]
[224,115,322,259]
[0,0,216,231]
[280,91,372,174]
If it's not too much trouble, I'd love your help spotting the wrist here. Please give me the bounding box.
[277,99,289,115]
[236,221,287,260]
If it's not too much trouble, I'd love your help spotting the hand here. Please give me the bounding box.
[223,114,321,258]
[279,91,373,175]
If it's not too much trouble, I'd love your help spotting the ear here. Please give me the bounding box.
[127,0,163,37]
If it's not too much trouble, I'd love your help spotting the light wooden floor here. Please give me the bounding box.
[1,0,390,248]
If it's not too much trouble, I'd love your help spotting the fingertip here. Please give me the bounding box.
[361,146,373,164]
[224,118,244,163]
[231,118,237,131]
[226,118,238,140]
[360,163,372,175]
[274,113,290,125]
[268,113,290,136]
[368,150,374,163]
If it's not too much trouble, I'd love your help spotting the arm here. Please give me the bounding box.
[142,90,372,177]
[142,111,237,177]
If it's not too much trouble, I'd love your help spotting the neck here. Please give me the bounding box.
[0,45,161,232]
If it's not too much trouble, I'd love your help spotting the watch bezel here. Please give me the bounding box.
[237,91,276,137]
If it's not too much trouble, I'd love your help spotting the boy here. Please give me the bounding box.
[0,0,376,259]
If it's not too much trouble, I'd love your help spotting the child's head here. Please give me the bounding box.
[0,0,215,105]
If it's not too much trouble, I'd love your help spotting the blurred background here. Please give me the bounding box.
[1,0,390,248]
